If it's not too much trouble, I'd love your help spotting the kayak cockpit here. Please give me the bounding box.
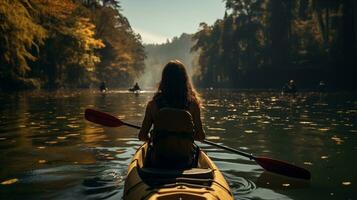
[123,143,234,200]
[139,167,214,186]
[139,167,213,179]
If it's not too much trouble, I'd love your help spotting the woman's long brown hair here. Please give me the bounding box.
[153,60,200,108]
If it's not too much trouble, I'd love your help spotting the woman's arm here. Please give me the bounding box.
[191,102,206,141]
[138,101,153,141]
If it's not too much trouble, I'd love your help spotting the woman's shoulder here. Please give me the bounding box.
[188,100,200,111]
[148,99,162,110]
[147,99,156,108]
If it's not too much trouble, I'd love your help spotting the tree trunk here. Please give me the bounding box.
[299,0,309,20]
[352,0,357,59]
[270,1,289,68]
[343,0,357,67]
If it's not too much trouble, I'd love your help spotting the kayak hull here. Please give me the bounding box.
[123,143,234,200]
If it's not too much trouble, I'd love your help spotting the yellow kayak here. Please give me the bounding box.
[123,143,234,200]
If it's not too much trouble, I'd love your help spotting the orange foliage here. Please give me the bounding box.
[30,0,77,20]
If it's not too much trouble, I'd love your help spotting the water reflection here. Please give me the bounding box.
[0,90,356,199]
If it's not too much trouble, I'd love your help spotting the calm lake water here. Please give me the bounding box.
[0,89,356,200]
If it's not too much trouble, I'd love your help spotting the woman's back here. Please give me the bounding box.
[150,107,195,168]
[141,97,204,141]
[138,60,205,168]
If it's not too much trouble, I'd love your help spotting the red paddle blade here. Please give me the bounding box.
[255,157,311,180]
[84,108,124,127]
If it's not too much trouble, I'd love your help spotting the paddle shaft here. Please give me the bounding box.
[116,121,310,179]
[120,121,256,160]
[123,122,141,129]
[202,140,255,160]
[84,108,311,180]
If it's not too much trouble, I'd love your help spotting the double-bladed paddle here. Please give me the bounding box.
[84,108,311,180]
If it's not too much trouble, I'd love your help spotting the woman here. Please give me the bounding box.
[138,60,205,168]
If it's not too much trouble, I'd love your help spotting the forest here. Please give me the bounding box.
[192,0,357,89]
[2,0,357,91]
[0,0,145,90]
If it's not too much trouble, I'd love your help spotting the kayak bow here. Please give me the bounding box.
[123,143,234,200]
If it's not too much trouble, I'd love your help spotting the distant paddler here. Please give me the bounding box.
[99,81,107,93]
[282,80,297,96]
[317,80,326,93]
[129,82,141,93]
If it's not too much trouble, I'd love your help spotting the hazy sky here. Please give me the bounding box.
[120,0,226,44]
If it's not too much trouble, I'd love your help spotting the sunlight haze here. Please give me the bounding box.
[120,0,226,44]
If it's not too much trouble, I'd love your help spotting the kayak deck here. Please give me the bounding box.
[123,143,234,200]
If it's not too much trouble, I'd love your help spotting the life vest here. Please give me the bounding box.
[149,97,196,169]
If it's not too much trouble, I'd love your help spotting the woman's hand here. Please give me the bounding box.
[138,132,150,141]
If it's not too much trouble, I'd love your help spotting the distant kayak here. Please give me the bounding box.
[123,143,234,200]
[99,81,107,93]
[129,82,141,93]
[128,88,140,92]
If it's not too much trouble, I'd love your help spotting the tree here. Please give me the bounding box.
[28,0,104,88]
[1,0,144,90]
[191,0,357,89]
[0,0,46,87]
[90,5,145,87]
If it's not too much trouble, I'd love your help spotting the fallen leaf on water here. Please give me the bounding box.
[331,136,343,144]
[67,124,79,128]
[206,136,220,140]
[300,121,312,124]
[56,116,66,119]
[1,178,18,185]
[244,130,254,133]
[116,149,125,153]
[116,138,133,141]
[38,160,46,164]
[342,181,351,186]
[45,141,58,144]
[207,127,226,131]
[66,133,80,137]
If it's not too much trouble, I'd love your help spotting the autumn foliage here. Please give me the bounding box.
[0,0,145,90]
